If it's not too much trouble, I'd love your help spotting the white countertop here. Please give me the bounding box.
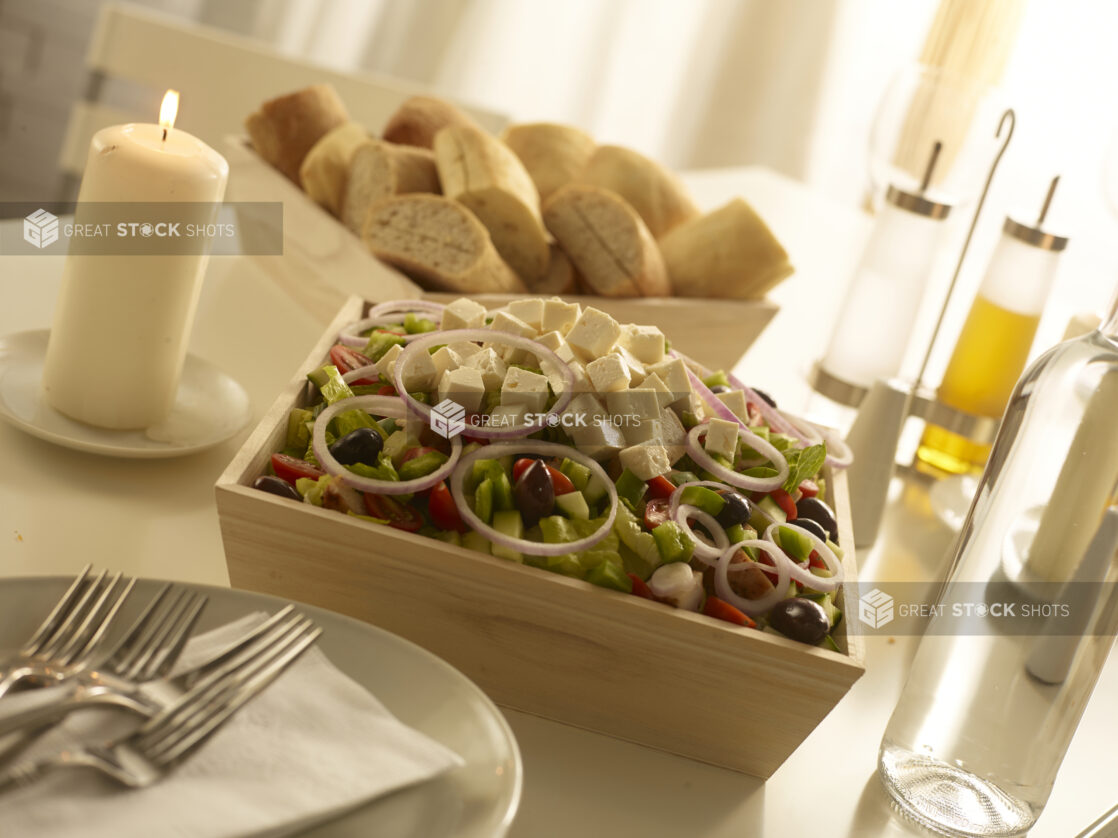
[1,168,1113,838]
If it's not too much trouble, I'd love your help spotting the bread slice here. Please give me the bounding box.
[361,194,525,294]
[299,122,371,216]
[576,145,698,238]
[341,141,440,234]
[658,198,792,299]
[542,184,670,298]
[382,96,481,149]
[433,124,550,283]
[529,245,579,295]
[501,122,596,203]
[246,85,349,182]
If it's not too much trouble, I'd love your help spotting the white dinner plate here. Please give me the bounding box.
[0,330,251,458]
[0,577,522,838]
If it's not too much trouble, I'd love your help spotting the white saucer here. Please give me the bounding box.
[0,329,251,458]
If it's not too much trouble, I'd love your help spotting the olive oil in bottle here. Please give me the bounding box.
[917,180,1066,474]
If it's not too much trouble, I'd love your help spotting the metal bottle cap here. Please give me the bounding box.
[884,139,953,219]
[1004,175,1068,252]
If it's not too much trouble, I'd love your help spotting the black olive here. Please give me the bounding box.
[709,384,731,394]
[768,597,830,645]
[752,388,777,408]
[796,497,838,542]
[515,460,554,528]
[715,491,752,529]
[329,427,384,466]
[789,517,827,543]
[253,475,302,501]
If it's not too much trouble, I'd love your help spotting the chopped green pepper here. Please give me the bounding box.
[614,469,647,509]
[403,313,437,334]
[307,365,354,405]
[651,520,694,564]
[586,559,633,593]
[363,332,406,361]
[398,451,449,481]
[702,370,730,389]
[679,486,726,517]
[474,479,495,525]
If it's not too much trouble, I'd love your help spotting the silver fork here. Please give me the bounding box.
[0,614,320,792]
[0,605,299,737]
[0,567,135,698]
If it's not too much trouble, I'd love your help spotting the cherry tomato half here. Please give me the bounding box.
[364,493,423,532]
[428,481,467,533]
[643,497,671,530]
[702,596,757,628]
[647,475,677,501]
[512,458,575,495]
[627,573,654,600]
[270,453,324,486]
[798,479,820,499]
[771,489,798,521]
[328,344,377,386]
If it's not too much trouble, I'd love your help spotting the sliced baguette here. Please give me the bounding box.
[245,84,349,182]
[434,123,550,283]
[576,145,699,238]
[299,122,371,216]
[542,184,670,298]
[658,198,793,299]
[530,245,579,296]
[501,122,596,203]
[361,194,525,294]
[341,141,440,234]
[382,95,482,149]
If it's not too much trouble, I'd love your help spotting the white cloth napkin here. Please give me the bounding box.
[0,613,464,838]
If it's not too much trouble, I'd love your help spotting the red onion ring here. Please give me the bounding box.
[450,441,618,556]
[777,409,853,469]
[714,539,792,616]
[667,480,737,565]
[681,364,747,428]
[393,329,575,440]
[685,424,788,492]
[763,522,844,593]
[672,504,728,565]
[369,299,445,318]
[342,364,383,385]
[312,395,461,495]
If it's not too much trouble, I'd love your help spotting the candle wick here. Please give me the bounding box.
[162,127,168,142]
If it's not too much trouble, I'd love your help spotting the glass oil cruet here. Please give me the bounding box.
[878,284,1118,837]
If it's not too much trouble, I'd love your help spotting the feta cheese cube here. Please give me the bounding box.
[615,345,646,385]
[430,346,463,379]
[487,402,526,431]
[447,340,482,359]
[541,298,581,335]
[586,354,630,394]
[547,358,591,397]
[563,392,609,427]
[565,307,621,361]
[535,330,576,364]
[489,310,536,339]
[645,357,691,406]
[704,418,739,461]
[625,417,663,445]
[437,366,485,414]
[499,366,550,414]
[605,388,661,427]
[716,390,749,422]
[619,443,671,481]
[441,298,487,331]
[660,408,687,464]
[397,346,437,393]
[565,398,627,460]
[506,298,544,329]
[620,323,666,365]
[375,343,402,381]
[466,347,508,389]
[642,372,675,409]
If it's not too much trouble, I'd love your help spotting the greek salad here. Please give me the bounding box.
[254,297,855,649]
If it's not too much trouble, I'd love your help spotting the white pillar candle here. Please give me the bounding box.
[42,91,229,429]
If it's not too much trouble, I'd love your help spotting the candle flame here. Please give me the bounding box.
[159,90,179,132]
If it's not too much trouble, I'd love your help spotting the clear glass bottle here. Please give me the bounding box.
[879,289,1118,837]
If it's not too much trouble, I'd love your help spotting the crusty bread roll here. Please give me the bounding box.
[341,141,440,234]
[361,194,525,294]
[433,124,550,283]
[530,245,579,295]
[501,122,596,203]
[542,184,670,298]
[299,122,370,216]
[658,198,792,299]
[382,96,481,149]
[576,145,699,238]
[245,85,349,182]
